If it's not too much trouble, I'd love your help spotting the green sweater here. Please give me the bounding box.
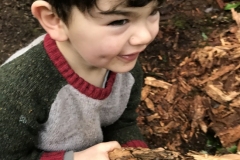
[0,34,146,160]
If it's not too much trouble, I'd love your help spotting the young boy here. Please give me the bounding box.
[0,0,162,159]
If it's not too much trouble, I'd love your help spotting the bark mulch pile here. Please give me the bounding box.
[133,9,240,159]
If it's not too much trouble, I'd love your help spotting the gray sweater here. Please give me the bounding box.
[0,34,145,160]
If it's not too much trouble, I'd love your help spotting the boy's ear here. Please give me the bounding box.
[31,1,68,41]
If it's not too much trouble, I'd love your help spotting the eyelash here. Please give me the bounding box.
[150,9,159,16]
[108,19,129,26]
[108,8,159,26]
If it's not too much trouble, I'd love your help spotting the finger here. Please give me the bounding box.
[102,141,121,151]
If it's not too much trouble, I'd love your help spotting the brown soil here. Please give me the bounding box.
[0,0,44,64]
[1,0,239,157]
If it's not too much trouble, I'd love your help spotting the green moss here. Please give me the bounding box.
[173,16,189,29]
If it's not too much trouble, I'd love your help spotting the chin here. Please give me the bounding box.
[111,64,136,73]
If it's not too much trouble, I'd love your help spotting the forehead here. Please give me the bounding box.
[96,0,127,11]
[96,0,157,10]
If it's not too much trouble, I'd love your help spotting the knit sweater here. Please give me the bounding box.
[0,34,147,160]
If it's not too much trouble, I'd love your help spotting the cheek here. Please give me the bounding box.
[80,38,122,66]
[152,21,160,37]
[97,38,123,56]
[149,15,160,38]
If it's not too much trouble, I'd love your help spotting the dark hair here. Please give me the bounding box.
[43,0,164,24]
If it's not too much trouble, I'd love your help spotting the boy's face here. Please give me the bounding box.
[61,0,160,73]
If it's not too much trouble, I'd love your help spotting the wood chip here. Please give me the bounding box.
[165,84,177,103]
[204,83,240,103]
[153,121,180,134]
[145,77,172,89]
[200,64,236,84]
[141,85,151,101]
[146,113,160,122]
[144,98,155,112]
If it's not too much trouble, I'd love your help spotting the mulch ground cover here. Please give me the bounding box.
[136,2,240,159]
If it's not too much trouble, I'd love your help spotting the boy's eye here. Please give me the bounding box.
[108,19,129,26]
[150,9,159,16]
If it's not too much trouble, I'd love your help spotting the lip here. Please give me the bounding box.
[118,52,140,62]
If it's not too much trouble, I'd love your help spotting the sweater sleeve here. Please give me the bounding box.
[102,61,148,147]
[0,83,66,160]
[0,46,67,160]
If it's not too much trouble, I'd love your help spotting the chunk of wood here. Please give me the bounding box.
[109,147,184,160]
[145,77,172,89]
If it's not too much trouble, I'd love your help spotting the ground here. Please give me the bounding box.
[0,0,239,157]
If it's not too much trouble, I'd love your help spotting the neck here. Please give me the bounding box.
[56,40,107,87]
[56,41,95,71]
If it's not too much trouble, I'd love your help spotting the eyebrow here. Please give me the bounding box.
[98,4,160,17]
[99,10,139,17]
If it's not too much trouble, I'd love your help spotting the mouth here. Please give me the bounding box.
[118,52,141,62]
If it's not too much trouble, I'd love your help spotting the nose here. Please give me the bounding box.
[129,23,153,46]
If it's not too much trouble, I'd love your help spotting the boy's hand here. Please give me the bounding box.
[73,141,121,160]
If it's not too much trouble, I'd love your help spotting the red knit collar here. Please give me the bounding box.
[43,34,116,100]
